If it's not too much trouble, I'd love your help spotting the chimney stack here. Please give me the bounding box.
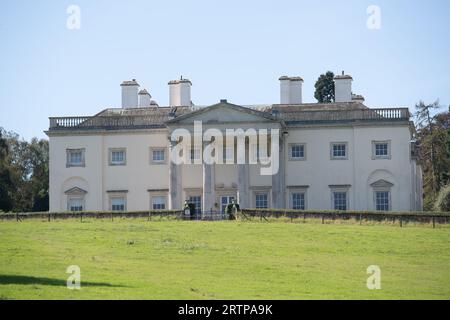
[279,76,303,104]
[121,79,140,108]
[334,72,353,102]
[138,89,152,107]
[168,77,192,106]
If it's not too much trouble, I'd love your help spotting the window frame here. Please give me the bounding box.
[330,142,348,160]
[151,195,167,210]
[290,189,307,210]
[67,195,85,212]
[254,192,269,209]
[109,194,127,211]
[150,147,167,164]
[187,195,202,215]
[190,147,202,163]
[329,185,350,211]
[66,148,85,167]
[371,179,394,211]
[109,148,126,166]
[372,140,391,160]
[289,143,306,161]
[374,190,391,211]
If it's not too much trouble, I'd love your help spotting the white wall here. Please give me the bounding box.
[49,130,169,211]
[285,125,416,211]
[49,124,421,212]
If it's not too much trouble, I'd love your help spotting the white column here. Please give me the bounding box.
[169,141,182,210]
[237,163,250,208]
[202,162,215,214]
[272,134,285,208]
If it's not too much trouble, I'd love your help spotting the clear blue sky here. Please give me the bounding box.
[1,0,449,140]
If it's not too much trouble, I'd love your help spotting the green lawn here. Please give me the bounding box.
[0,218,449,299]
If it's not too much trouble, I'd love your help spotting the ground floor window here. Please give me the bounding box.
[152,196,166,210]
[375,191,390,211]
[188,196,202,215]
[110,196,126,211]
[221,196,235,213]
[68,197,84,212]
[333,192,347,211]
[255,193,268,209]
[292,193,305,210]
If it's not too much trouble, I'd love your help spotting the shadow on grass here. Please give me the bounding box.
[0,275,127,288]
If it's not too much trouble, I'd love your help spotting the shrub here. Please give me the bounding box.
[434,185,450,212]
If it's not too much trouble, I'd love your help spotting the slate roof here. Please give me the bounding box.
[47,101,410,133]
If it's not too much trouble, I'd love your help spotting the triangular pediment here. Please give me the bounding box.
[65,187,88,195]
[370,179,394,188]
[167,102,279,125]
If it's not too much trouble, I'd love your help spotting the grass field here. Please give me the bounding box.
[0,218,449,300]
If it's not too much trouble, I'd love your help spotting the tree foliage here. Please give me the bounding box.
[434,184,450,212]
[314,71,335,103]
[0,128,49,212]
[414,101,450,210]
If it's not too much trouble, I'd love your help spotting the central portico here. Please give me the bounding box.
[166,100,285,214]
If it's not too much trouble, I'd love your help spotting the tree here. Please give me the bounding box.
[434,184,450,212]
[0,129,49,212]
[314,71,335,103]
[0,129,13,212]
[415,101,450,210]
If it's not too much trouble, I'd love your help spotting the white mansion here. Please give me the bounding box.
[46,73,423,213]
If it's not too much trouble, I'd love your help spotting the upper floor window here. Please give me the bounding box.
[153,149,166,162]
[150,147,167,164]
[109,148,126,166]
[224,146,234,163]
[372,141,391,159]
[66,148,85,167]
[331,142,348,160]
[190,147,201,162]
[289,144,306,160]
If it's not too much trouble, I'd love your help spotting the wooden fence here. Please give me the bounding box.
[0,210,183,222]
[241,209,450,228]
[1,209,449,228]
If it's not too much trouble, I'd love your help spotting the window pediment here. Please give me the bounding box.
[65,187,87,195]
[370,179,393,188]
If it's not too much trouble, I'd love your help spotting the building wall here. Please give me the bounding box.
[284,124,417,211]
[49,124,422,212]
[49,130,169,212]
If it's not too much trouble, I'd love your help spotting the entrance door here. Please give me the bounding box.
[221,196,235,214]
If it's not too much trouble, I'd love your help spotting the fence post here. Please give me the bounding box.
[432,217,435,229]
[111,212,113,222]
[148,211,151,221]
[80,212,83,222]
[48,213,51,222]
[400,217,402,228]
[321,215,324,224]
[359,214,362,225]
[16,213,19,222]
